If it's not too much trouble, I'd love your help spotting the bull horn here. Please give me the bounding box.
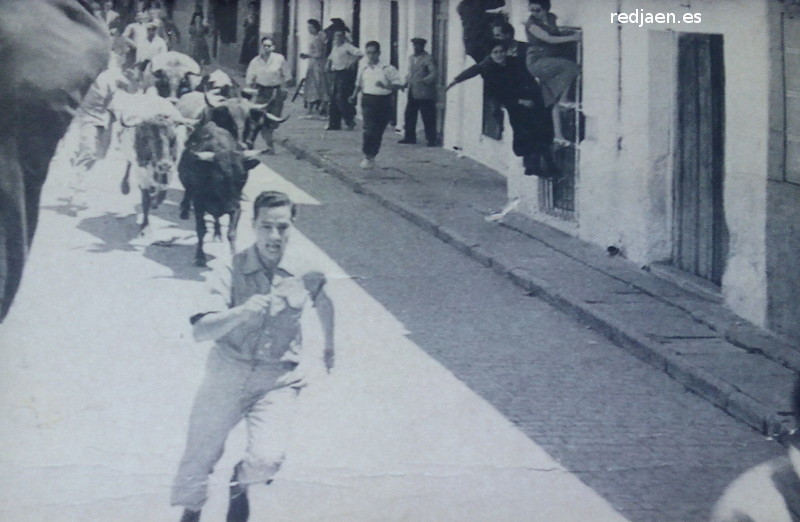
[242,149,264,158]
[264,111,290,123]
[192,151,215,161]
[203,89,225,108]
[244,100,269,111]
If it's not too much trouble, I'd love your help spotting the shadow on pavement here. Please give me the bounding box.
[77,213,140,253]
[143,243,212,282]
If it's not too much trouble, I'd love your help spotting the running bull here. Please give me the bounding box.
[118,94,195,232]
[0,0,109,322]
[178,122,264,267]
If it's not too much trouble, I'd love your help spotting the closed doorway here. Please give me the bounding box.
[673,33,728,284]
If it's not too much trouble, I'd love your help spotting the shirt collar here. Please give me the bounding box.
[241,245,296,277]
[366,61,383,69]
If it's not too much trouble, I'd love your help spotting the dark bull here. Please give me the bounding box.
[178,122,263,266]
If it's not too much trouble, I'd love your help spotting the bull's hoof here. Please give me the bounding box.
[179,208,190,220]
[194,257,207,267]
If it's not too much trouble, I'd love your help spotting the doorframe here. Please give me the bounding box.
[671,32,728,285]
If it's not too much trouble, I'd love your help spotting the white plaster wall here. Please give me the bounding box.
[444,0,770,326]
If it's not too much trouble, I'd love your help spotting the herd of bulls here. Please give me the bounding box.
[121,52,289,267]
[0,1,288,321]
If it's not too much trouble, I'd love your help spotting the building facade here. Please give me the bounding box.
[167,0,799,343]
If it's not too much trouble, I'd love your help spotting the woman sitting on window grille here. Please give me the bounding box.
[525,0,581,147]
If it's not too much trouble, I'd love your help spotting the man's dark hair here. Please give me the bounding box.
[253,191,296,219]
[494,21,515,38]
[260,36,274,45]
[529,0,551,11]
[307,19,321,31]
[365,40,380,52]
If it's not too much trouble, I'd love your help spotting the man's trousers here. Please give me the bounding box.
[403,96,437,144]
[328,69,356,129]
[361,94,393,159]
[171,348,299,512]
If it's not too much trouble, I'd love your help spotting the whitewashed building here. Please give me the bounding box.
[171,0,800,342]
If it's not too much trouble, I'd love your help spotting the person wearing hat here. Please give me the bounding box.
[399,37,438,146]
[134,21,167,73]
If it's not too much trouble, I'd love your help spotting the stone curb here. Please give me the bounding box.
[278,135,786,439]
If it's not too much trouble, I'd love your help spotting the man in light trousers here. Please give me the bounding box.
[172,191,334,522]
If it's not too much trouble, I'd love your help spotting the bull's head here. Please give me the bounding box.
[148,51,201,102]
[191,149,263,214]
[134,116,180,208]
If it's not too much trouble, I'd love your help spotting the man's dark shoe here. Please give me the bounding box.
[399,138,416,144]
[226,487,249,522]
[179,509,201,522]
[227,463,249,522]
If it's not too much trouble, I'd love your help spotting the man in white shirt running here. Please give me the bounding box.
[349,41,404,169]
[244,37,292,152]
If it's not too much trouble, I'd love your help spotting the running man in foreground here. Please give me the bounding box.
[172,191,334,522]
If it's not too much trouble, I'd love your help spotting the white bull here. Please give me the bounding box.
[113,92,197,231]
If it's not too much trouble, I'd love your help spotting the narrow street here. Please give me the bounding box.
[0,140,783,521]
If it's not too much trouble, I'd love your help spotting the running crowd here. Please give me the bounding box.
[295,0,582,177]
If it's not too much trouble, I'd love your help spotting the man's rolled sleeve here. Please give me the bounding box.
[190,265,233,324]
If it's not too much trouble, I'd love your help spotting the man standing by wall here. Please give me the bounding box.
[349,41,404,170]
[326,27,362,131]
[399,38,438,147]
[171,191,333,522]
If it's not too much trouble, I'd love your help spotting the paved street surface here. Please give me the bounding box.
[0,134,784,521]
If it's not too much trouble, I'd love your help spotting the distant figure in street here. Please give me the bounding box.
[135,22,168,74]
[245,37,292,153]
[299,19,330,117]
[239,1,260,67]
[448,40,558,178]
[525,0,581,146]
[70,64,129,202]
[188,12,211,65]
[711,375,800,522]
[325,26,362,131]
[101,0,122,32]
[349,41,404,170]
[172,191,333,522]
[399,37,438,147]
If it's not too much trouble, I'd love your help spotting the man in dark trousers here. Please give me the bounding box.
[399,38,438,147]
[348,41,404,170]
[325,27,362,130]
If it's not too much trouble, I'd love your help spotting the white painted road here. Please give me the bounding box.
[0,148,628,521]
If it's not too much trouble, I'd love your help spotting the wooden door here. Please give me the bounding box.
[673,33,728,284]
[432,0,448,143]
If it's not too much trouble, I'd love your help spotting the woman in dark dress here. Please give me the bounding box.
[239,1,260,66]
[447,40,557,178]
[188,11,210,65]
[525,0,581,146]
